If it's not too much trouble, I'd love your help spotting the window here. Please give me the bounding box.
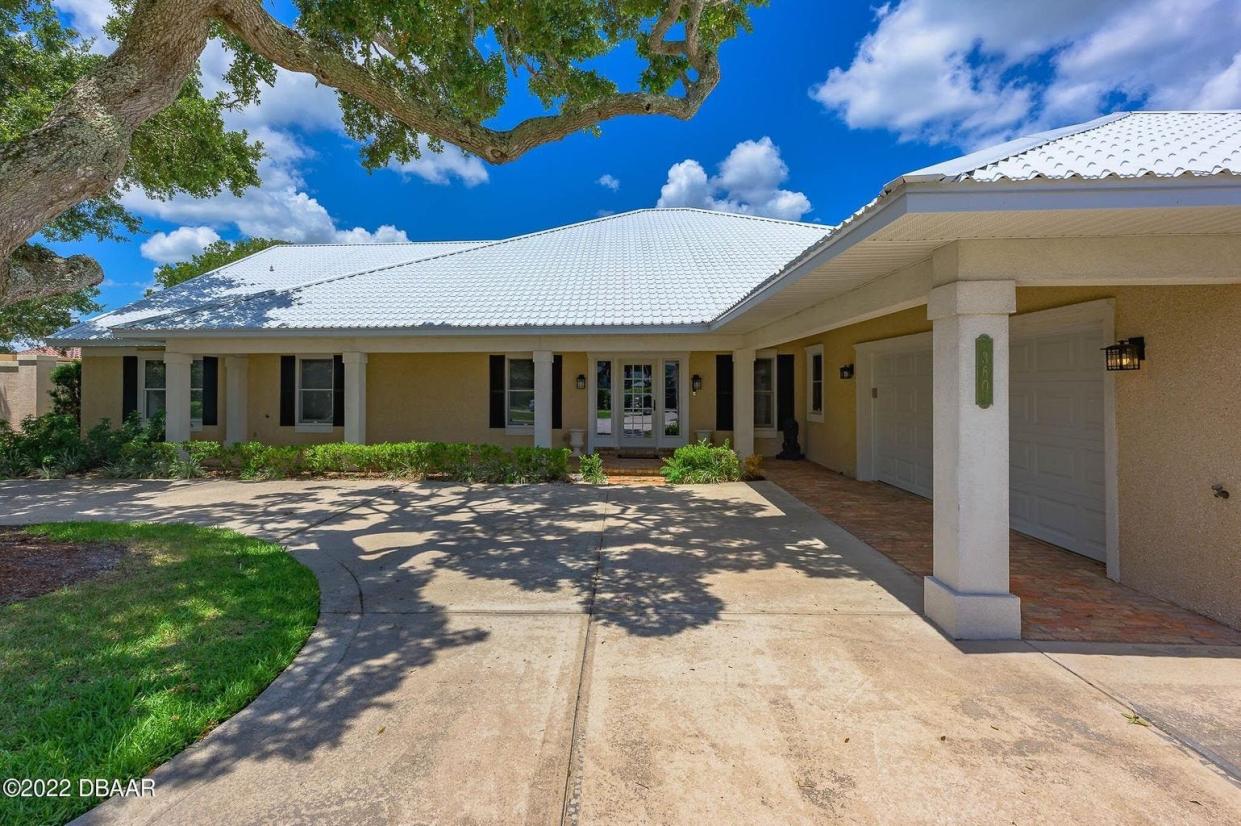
[507,358,535,427]
[754,355,775,430]
[806,344,824,422]
[595,360,612,436]
[139,357,205,428]
[298,357,335,425]
[141,359,166,419]
[663,360,680,436]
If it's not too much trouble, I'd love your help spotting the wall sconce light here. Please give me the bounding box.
[1102,337,1145,371]
[575,374,587,390]
[691,374,703,395]
[839,363,855,380]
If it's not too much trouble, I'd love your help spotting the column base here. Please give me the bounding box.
[923,576,1021,640]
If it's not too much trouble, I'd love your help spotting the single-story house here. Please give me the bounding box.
[52,110,1241,640]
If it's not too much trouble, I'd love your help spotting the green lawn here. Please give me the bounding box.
[0,523,318,825]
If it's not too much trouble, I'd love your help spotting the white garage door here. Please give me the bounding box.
[867,321,1106,561]
[1009,325,1107,561]
[873,348,934,499]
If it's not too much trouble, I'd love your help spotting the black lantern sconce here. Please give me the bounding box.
[575,374,587,390]
[691,374,703,395]
[1102,337,1145,371]
[839,363,855,380]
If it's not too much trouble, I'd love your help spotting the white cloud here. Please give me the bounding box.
[656,138,811,220]
[597,174,621,191]
[55,0,115,52]
[389,138,489,187]
[812,0,1241,148]
[139,226,221,264]
[332,225,410,244]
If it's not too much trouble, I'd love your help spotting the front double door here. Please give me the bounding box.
[592,355,688,451]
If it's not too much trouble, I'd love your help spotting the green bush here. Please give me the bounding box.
[0,412,571,484]
[579,452,608,484]
[660,439,743,484]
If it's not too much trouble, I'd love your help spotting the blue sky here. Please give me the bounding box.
[49,0,1241,314]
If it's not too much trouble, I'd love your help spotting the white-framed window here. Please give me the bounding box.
[297,356,335,430]
[754,351,776,432]
[806,344,824,422]
[506,357,535,429]
[139,356,205,429]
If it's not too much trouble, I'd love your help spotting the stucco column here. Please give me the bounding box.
[533,350,554,448]
[224,356,248,445]
[731,348,755,459]
[924,280,1021,640]
[163,351,193,443]
[343,351,367,444]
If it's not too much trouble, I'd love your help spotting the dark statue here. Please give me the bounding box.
[776,417,804,460]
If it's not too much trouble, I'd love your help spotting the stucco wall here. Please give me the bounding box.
[0,356,57,425]
[769,285,1241,629]
[81,353,125,429]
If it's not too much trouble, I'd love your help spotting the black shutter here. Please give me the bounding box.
[332,355,345,427]
[122,356,138,420]
[279,355,296,426]
[489,355,506,428]
[201,356,219,426]
[552,354,563,430]
[777,354,795,432]
[715,354,734,431]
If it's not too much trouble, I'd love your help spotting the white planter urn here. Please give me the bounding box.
[568,428,586,456]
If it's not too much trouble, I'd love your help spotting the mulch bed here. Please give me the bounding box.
[0,527,125,605]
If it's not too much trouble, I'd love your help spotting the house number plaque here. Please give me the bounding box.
[975,334,993,409]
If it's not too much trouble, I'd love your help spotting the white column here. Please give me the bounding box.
[731,348,755,459]
[533,350,554,448]
[924,280,1021,640]
[163,351,193,443]
[224,356,248,445]
[342,351,367,444]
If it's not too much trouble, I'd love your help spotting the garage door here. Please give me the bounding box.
[867,321,1106,561]
[873,348,933,499]
[1009,326,1107,561]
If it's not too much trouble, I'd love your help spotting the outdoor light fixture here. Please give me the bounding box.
[575,374,587,390]
[691,374,703,395]
[1103,337,1145,371]
[839,363,855,380]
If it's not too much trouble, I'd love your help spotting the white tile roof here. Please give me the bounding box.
[53,241,486,342]
[904,111,1241,183]
[54,111,1241,341]
[117,209,830,333]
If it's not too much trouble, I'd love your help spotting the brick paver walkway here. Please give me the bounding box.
[763,459,1241,644]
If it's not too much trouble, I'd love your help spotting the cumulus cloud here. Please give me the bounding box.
[139,226,221,264]
[389,138,489,187]
[812,0,1241,148]
[656,138,811,220]
[597,174,621,191]
[113,38,485,245]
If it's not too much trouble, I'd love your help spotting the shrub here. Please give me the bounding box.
[660,439,742,484]
[49,360,82,421]
[579,452,608,484]
[743,453,764,481]
[0,412,570,485]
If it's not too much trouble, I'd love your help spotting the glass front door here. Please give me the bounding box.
[621,362,655,445]
[590,355,689,451]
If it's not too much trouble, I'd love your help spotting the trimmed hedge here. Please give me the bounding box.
[197,440,570,482]
[0,413,569,483]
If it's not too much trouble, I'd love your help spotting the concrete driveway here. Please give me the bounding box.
[3,479,1240,824]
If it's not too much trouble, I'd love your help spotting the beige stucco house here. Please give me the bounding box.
[52,110,1241,640]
